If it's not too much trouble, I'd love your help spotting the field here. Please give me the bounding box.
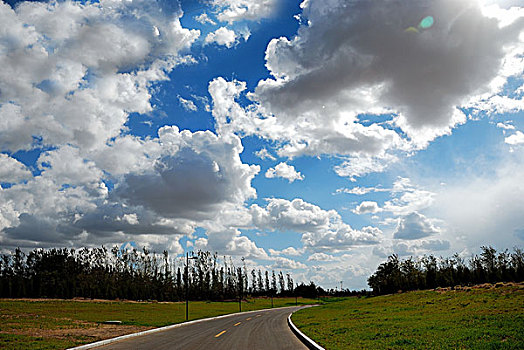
[292,283,524,349]
[0,297,315,349]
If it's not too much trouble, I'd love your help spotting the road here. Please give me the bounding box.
[93,306,308,350]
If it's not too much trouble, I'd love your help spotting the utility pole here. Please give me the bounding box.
[238,268,243,312]
[340,281,343,292]
[185,252,197,321]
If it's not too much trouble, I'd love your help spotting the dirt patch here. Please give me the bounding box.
[1,297,151,303]
[4,323,153,342]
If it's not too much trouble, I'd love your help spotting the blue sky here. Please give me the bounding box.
[0,0,523,289]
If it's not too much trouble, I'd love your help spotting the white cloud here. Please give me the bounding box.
[265,162,304,183]
[272,256,306,270]
[505,130,524,145]
[89,135,161,176]
[0,0,199,153]
[254,148,276,161]
[257,0,523,149]
[208,0,523,175]
[383,177,435,215]
[208,77,404,162]
[0,154,32,183]
[389,239,451,257]
[393,212,442,240]
[335,186,389,195]
[353,201,382,215]
[298,250,376,289]
[0,124,260,252]
[433,154,524,249]
[334,154,398,181]
[178,96,198,112]
[497,122,515,130]
[37,145,103,187]
[210,0,279,23]
[118,213,139,225]
[0,1,206,252]
[307,252,335,262]
[195,12,216,25]
[205,26,238,48]
[471,96,524,117]
[269,246,303,257]
[113,126,259,221]
[302,225,382,252]
[250,198,382,252]
[194,228,268,259]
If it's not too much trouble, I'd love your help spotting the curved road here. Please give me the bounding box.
[93,306,308,350]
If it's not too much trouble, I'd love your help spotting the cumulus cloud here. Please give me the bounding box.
[272,256,306,270]
[393,212,442,240]
[0,154,32,183]
[210,0,279,23]
[90,135,161,176]
[383,177,435,215]
[0,0,199,153]
[265,162,304,183]
[393,239,451,256]
[334,154,398,181]
[209,0,523,170]
[205,26,238,47]
[497,122,515,130]
[195,12,216,25]
[194,228,268,259]
[257,0,523,147]
[307,252,335,262]
[0,126,259,251]
[38,145,103,187]
[208,76,404,161]
[178,96,198,111]
[251,198,382,251]
[353,201,382,215]
[269,246,303,256]
[0,0,222,251]
[505,130,524,145]
[254,148,276,161]
[113,126,259,221]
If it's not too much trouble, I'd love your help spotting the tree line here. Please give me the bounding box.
[368,246,524,295]
[0,246,298,301]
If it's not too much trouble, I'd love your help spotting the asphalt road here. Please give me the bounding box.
[93,306,308,350]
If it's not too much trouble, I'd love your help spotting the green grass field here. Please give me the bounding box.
[292,283,524,349]
[0,297,315,349]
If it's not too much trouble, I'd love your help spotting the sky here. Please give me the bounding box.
[0,0,523,290]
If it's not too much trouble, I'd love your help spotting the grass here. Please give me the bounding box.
[0,296,316,349]
[292,283,524,349]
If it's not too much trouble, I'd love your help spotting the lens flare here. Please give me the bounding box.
[419,16,434,29]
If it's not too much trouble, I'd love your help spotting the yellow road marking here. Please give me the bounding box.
[246,317,252,321]
[256,314,262,317]
[234,322,241,326]
[215,330,227,338]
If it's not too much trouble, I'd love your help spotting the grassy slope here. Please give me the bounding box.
[292,284,524,349]
[0,297,315,349]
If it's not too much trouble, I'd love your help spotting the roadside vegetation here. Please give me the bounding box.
[0,247,301,301]
[0,296,317,349]
[368,246,524,295]
[293,283,524,349]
